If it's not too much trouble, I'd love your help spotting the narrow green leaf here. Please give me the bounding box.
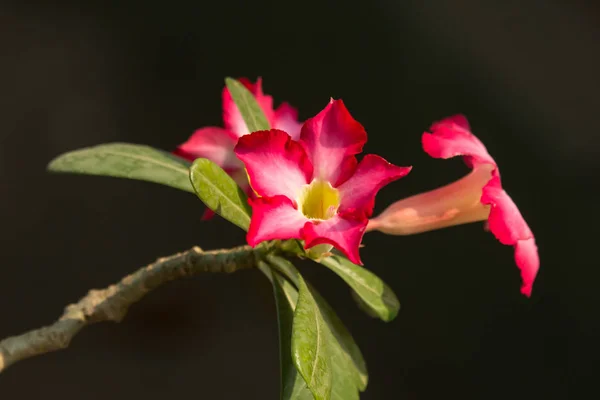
[318,255,400,322]
[225,77,270,132]
[189,158,251,231]
[292,275,332,400]
[258,262,314,400]
[47,142,194,193]
[269,256,367,399]
[310,287,368,393]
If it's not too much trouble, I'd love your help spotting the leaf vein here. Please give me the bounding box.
[309,306,322,387]
[101,149,188,175]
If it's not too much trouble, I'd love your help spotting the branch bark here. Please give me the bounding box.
[0,244,261,373]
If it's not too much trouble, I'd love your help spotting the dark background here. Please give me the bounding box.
[1,1,598,398]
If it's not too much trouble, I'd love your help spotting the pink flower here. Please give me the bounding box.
[174,77,303,195]
[234,99,411,265]
[367,115,539,296]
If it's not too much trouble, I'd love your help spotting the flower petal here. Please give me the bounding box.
[273,102,303,140]
[422,115,496,168]
[302,214,367,265]
[235,129,313,199]
[431,114,470,131]
[247,195,308,246]
[300,99,366,185]
[201,208,216,220]
[338,154,412,218]
[222,77,275,138]
[174,127,242,169]
[515,238,540,297]
[481,174,539,296]
[481,175,533,244]
[418,115,539,296]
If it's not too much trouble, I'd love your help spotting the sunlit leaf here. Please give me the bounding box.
[292,274,332,400]
[258,262,315,400]
[318,255,399,322]
[310,287,368,394]
[189,158,251,231]
[269,256,368,400]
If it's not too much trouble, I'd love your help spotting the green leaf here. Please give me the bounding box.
[310,286,368,395]
[269,256,367,400]
[349,290,379,319]
[189,158,251,231]
[47,142,194,193]
[318,255,400,322]
[292,274,332,400]
[225,77,270,132]
[258,262,314,400]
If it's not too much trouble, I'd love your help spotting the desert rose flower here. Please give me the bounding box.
[367,115,539,296]
[234,99,411,265]
[174,77,302,193]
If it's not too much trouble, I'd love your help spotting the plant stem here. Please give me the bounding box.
[0,244,261,373]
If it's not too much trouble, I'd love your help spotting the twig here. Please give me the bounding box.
[0,244,261,373]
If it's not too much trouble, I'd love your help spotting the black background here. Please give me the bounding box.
[1,1,598,399]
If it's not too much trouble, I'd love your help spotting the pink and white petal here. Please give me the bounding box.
[247,195,308,246]
[174,127,242,169]
[274,102,303,140]
[248,77,276,125]
[300,99,367,185]
[481,174,539,296]
[422,115,496,168]
[514,238,539,297]
[222,82,248,138]
[235,129,313,199]
[222,77,275,138]
[302,214,368,265]
[338,154,412,218]
[334,155,359,189]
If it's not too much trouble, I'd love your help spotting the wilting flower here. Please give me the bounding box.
[234,99,411,264]
[174,77,302,194]
[367,115,539,296]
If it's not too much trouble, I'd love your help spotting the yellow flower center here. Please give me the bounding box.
[298,180,340,220]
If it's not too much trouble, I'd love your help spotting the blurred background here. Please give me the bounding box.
[1,0,598,398]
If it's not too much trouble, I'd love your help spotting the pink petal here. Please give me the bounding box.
[273,102,303,140]
[419,115,540,296]
[481,174,539,297]
[302,214,368,265]
[174,127,242,169]
[201,208,216,220]
[299,99,366,186]
[514,238,539,297]
[247,195,308,246]
[222,77,275,138]
[430,114,470,131]
[422,115,496,168]
[331,156,359,192]
[481,175,533,244]
[338,154,412,218]
[235,129,313,200]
